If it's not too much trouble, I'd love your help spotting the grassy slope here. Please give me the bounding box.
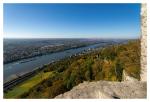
[4,71,54,98]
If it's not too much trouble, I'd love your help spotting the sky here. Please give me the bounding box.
[4,3,141,39]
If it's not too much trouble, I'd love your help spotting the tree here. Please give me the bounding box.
[115,60,123,81]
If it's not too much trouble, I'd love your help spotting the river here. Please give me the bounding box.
[4,41,126,82]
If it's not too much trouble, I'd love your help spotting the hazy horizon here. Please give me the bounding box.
[4,35,140,39]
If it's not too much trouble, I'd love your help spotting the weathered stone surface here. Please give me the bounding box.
[140,4,147,81]
[55,81,146,99]
[122,70,138,82]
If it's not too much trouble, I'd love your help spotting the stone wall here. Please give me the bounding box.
[140,4,147,81]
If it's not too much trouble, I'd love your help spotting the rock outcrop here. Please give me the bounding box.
[122,70,138,82]
[55,81,146,99]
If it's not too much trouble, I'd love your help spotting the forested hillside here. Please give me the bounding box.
[7,40,141,98]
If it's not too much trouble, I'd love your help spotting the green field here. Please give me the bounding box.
[4,71,54,98]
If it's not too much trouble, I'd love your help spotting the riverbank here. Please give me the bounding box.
[4,38,112,64]
[4,71,55,98]
[4,42,97,64]
[4,41,125,82]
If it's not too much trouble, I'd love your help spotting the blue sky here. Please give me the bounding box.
[4,3,141,38]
